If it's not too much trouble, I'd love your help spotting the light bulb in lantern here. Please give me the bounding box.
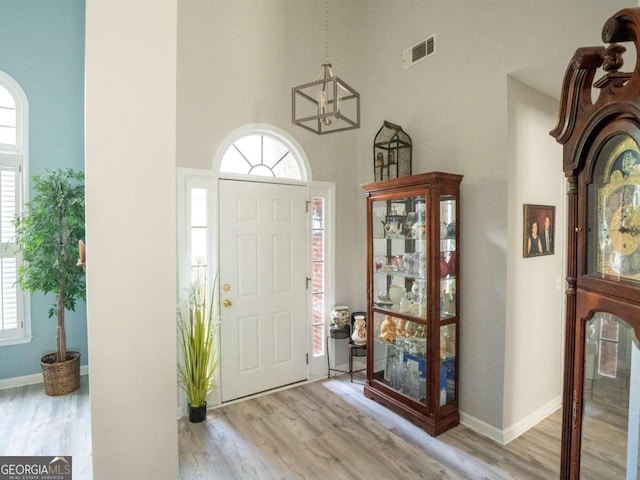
[317,90,327,115]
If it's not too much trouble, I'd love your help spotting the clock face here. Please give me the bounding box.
[597,135,640,280]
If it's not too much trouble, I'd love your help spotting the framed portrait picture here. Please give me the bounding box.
[523,204,555,258]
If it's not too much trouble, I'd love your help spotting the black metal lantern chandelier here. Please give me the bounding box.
[291,1,360,135]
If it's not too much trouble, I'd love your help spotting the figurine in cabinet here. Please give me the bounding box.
[396,318,407,337]
[379,315,397,344]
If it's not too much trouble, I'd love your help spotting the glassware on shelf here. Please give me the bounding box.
[399,292,411,313]
[401,360,426,401]
[440,278,456,319]
[387,350,405,391]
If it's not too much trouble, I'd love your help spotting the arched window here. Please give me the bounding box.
[217,124,310,181]
[0,84,17,146]
[0,71,29,346]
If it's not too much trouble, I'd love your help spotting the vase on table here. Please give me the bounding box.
[330,306,350,328]
[351,315,367,345]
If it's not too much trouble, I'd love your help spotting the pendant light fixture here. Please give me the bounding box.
[291,0,360,135]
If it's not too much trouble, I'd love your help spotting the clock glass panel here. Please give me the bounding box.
[591,134,640,281]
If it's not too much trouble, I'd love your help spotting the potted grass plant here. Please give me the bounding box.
[178,274,219,422]
[14,169,85,396]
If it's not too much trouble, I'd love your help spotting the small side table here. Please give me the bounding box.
[348,342,367,382]
[326,323,367,382]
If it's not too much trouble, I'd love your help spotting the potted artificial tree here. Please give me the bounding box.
[14,169,85,396]
[178,275,219,422]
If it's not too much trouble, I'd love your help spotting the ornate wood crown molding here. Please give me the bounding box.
[551,8,640,174]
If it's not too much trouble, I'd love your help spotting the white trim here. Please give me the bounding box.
[459,411,506,445]
[501,395,561,444]
[217,171,308,187]
[211,376,326,409]
[0,364,89,390]
[176,167,218,416]
[459,395,561,445]
[0,335,32,347]
[213,123,313,182]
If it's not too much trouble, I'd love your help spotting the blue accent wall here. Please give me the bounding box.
[0,1,86,379]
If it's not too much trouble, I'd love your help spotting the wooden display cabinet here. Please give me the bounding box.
[362,172,462,436]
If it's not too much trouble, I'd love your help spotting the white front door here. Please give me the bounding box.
[219,179,308,402]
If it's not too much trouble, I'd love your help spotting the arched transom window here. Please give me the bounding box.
[218,125,309,181]
[0,83,17,146]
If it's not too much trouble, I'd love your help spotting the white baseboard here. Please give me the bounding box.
[459,411,506,444]
[460,394,561,445]
[0,365,89,390]
[501,395,561,444]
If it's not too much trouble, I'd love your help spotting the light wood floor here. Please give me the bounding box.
[0,375,93,479]
[178,377,561,479]
[0,375,563,479]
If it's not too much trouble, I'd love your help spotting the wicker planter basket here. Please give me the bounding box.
[40,351,80,396]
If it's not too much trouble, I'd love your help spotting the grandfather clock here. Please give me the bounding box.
[552,8,640,479]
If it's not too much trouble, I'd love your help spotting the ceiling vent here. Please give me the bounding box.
[403,35,435,69]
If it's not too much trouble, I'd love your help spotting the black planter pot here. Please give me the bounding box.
[188,403,207,423]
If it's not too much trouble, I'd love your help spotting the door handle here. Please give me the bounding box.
[223,299,232,308]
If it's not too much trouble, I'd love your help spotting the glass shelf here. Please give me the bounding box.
[374,269,425,280]
[371,313,457,406]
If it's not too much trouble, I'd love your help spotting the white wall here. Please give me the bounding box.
[504,77,565,442]
[85,1,179,478]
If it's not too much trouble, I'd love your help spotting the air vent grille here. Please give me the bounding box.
[403,35,436,69]
[413,42,426,62]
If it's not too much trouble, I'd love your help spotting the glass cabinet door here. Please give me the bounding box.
[371,194,428,402]
[439,195,457,406]
[440,324,456,406]
[440,196,456,319]
[581,313,640,478]
[371,195,426,318]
